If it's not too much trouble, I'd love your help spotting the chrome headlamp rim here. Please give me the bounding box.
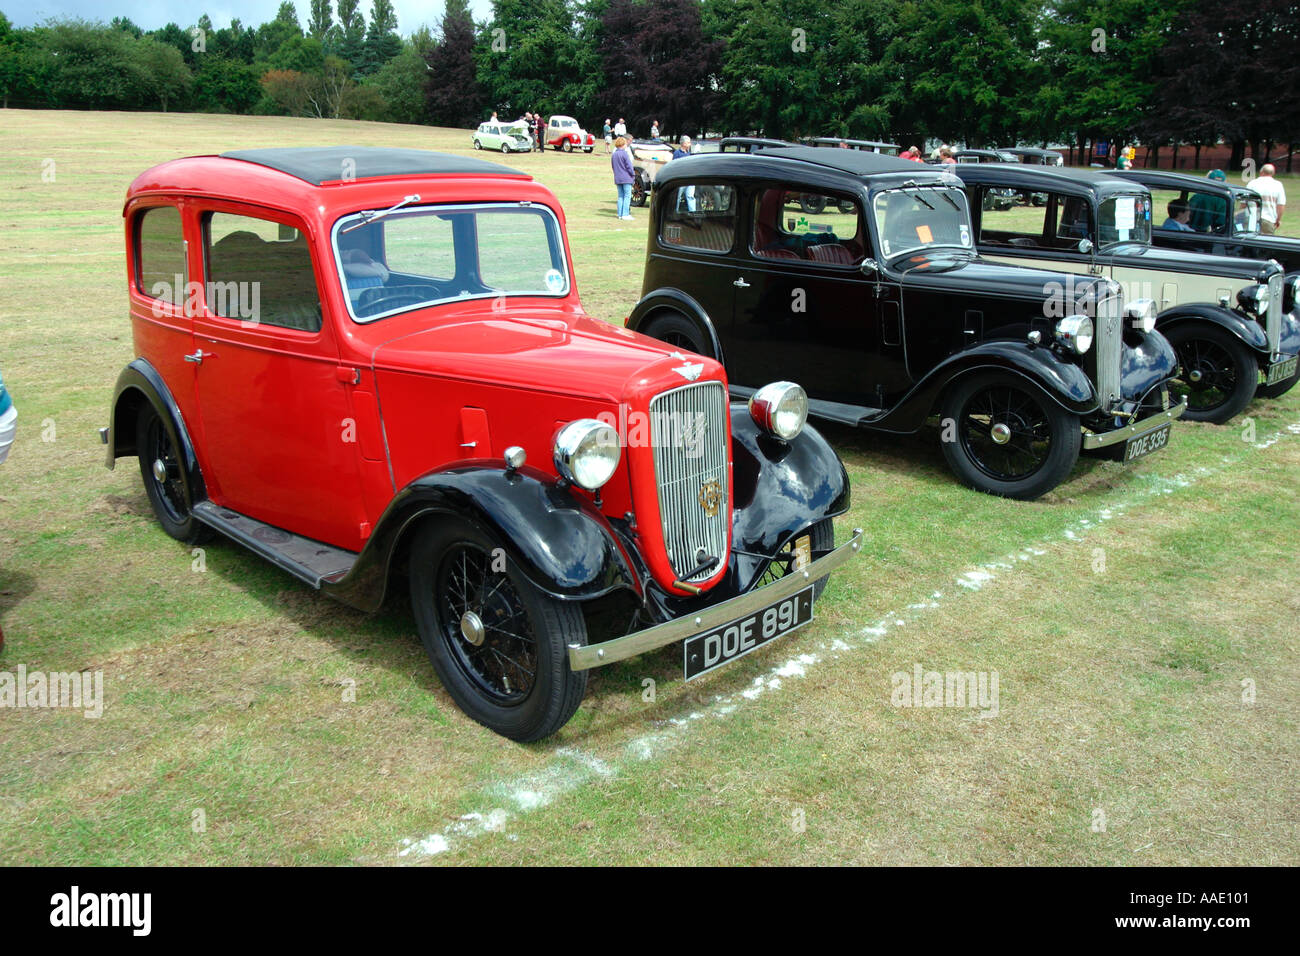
[1124,297,1158,333]
[553,419,621,490]
[1286,275,1300,312]
[748,381,808,441]
[1237,282,1270,316]
[1055,314,1094,354]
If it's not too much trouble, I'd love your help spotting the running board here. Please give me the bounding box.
[727,386,879,427]
[191,501,358,588]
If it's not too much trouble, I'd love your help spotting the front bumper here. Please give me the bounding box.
[567,527,864,671]
[1081,397,1187,450]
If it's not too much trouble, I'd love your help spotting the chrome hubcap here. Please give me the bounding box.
[152,458,168,483]
[990,423,1012,445]
[459,610,485,647]
[1189,369,1203,383]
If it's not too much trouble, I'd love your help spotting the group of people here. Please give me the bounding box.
[488,110,547,152]
[609,130,694,221]
[1157,165,1287,236]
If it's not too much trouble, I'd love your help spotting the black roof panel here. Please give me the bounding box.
[218,147,523,185]
[753,144,925,175]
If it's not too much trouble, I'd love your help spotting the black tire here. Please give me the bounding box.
[940,373,1081,500]
[135,405,211,544]
[836,199,856,215]
[410,517,588,742]
[473,140,482,150]
[752,518,835,600]
[500,142,510,154]
[562,140,573,153]
[1256,362,1299,399]
[631,174,648,207]
[1166,324,1258,424]
[799,194,827,214]
[639,311,708,356]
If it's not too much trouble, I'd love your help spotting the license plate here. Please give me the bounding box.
[1123,423,1171,462]
[1266,355,1298,385]
[683,585,815,680]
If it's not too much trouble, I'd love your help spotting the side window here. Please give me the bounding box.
[379,214,456,280]
[659,184,736,253]
[1188,189,1229,234]
[205,211,322,332]
[1149,188,1192,231]
[136,206,187,306]
[750,187,865,264]
[978,189,1050,247]
[1053,195,1093,247]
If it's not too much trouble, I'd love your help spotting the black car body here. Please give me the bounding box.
[808,137,902,156]
[628,146,1185,500]
[954,149,1020,164]
[954,163,1300,423]
[1109,168,1300,274]
[1007,148,1065,166]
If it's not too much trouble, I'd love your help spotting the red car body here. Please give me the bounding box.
[102,147,857,739]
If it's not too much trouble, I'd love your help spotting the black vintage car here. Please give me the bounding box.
[1109,168,1300,274]
[628,146,1186,500]
[954,163,1300,423]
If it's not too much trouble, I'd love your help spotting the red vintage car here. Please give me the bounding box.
[102,147,860,740]
[545,115,596,153]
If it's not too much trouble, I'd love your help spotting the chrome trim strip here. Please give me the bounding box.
[1267,273,1282,358]
[567,528,864,671]
[1095,288,1122,411]
[1081,398,1187,450]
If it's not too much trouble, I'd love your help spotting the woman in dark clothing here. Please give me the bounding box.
[612,136,635,220]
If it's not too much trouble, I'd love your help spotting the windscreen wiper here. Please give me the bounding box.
[342,194,421,234]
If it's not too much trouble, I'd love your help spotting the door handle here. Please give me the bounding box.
[733,277,750,288]
[183,350,208,364]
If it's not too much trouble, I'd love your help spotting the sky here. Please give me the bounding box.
[4,0,495,34]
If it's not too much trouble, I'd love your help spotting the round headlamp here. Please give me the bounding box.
[554,419,621,490]
[1237,283,1270,316]
[1125,298,1158,333]
[1285,275,1300,312]
[1055,314,1094,354]
[749,381,808,441]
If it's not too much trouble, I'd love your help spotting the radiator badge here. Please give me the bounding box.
[673,362,704,381]
[698,478,723,517]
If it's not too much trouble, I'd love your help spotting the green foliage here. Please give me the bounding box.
[477,0,597,119]
[191,56,262,114]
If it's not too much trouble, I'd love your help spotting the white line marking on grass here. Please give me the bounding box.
[397,421,1300,858]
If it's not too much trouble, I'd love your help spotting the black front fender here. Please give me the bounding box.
[1156,303,1270,354]
[104,358,206,505]
[324,464,639,613]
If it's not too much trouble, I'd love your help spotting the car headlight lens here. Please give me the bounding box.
[1055,314,1094,354]
[554,419,621,490]
[1286,275,1300,312]
[749,381,808,440]
[1125,298,1157,333]
[1237,283,1270,316]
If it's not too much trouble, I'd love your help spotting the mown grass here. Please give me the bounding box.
[0,110,1296,866]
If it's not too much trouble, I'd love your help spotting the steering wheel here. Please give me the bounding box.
[358,288,432,314]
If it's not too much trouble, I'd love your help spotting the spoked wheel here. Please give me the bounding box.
[135,405,210,543]
[941,373,1081,500]
[1166,324,1257,424]
[640,311,707,356]
[752,518,834,599]
[631,175,649,207]
[799,194,827,214]
[410,518,587,741]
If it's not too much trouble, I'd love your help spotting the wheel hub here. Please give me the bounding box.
[459,610,486,646]
[990,422,1013,445]
[1188,369,1203,383]
[152,458,169,483]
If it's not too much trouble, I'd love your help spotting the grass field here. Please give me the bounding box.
[0,110,1297,866]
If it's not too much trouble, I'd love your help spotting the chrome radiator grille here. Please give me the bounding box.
[649,381,729,582]
[1095,288,1123,411]
[1267,273,1282,357]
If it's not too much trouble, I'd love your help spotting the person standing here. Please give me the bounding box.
[1247,163,1287,235]
[534,112,546,153]
[651,119,659,140]
[612,136,635,220]
[0,361,15,467]
[1189,170,1229,232]
[603,118,613,153]
[614,117,627,138]
[671,136,695,211]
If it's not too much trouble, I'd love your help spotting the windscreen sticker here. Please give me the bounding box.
[1115,197,1136,230]
[544,269,566,292]
[666,224,682,243]
[915,224,934,244]
[959,224,971,246]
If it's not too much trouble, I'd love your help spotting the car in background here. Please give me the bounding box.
[719,137,793,153]
[807,138,902,156]
[629,139,675,207]
[102,146,860,740]
[953,148,1020,164]
[691,139,723,154]
[472,120,533,154]
[1007,148,1065,167]
[1110,168,1300,273]
[546,115,596,153]
[954,162,1300,422]
[629,146,1185,500]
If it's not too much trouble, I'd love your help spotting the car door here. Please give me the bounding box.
[730,184,885,407]
[189,203,369,552]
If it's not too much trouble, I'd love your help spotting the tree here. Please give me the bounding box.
[426,0,484,127]
[306,53,352,117]
[476,0,597,120]
[191,55,262,113]
[361,0,403,75]
[308,0,333,42]
[255,3,304,64]
[374,28,436,124]
[333,0,367,70]
[137,38,192,111]
[261,68,313,114]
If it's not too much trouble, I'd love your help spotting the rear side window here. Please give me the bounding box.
[204,212,322,332]
[751,187,864,264]
[136,206,187,306]
[659,185,736,253]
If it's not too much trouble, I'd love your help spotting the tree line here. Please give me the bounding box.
[1,0,1295,166]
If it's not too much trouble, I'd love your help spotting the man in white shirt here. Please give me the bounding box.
[1247,164,1287,234]
[614,118,627,138]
